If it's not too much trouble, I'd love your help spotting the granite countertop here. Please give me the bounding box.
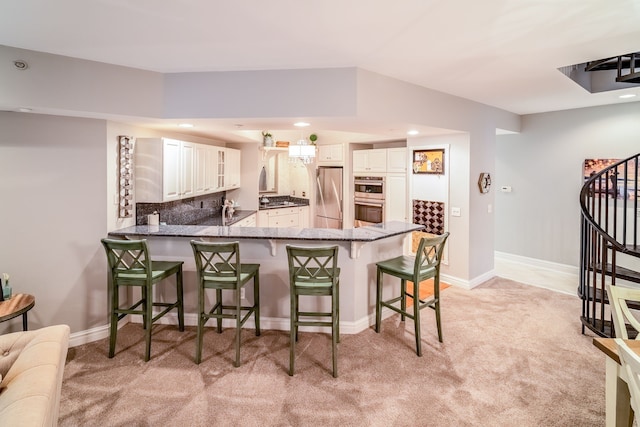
[108,221,425,242]
[187,210,256,226]
[259,201,307,210]
[258,196,310,210]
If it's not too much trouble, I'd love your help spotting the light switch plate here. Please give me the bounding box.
[451,207,461,217]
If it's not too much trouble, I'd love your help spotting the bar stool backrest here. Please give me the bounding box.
[192,241,242,282]
[101,239,152,284]
[286,245,339,285]
[414,232,449,282]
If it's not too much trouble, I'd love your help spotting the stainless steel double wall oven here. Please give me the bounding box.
[354,176,385,227]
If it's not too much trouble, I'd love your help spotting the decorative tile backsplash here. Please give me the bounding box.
[412,199,445,235]
[136,192,225,225]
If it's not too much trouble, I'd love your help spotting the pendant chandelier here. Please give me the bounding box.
[289,123,316,164]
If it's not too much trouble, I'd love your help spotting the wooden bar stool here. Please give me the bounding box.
[101,238,185,361]
[375,232,449,356]
[286,245,340,377]
[190,240,260,367]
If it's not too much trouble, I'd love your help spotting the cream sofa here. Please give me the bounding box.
[0,325,70,426]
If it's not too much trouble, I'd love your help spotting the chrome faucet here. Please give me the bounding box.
[221,200,235,226]
[221,205,228,226]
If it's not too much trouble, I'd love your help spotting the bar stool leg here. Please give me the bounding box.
[414,285,422,357]
[216,289,223,333]
[195,284,205,364]
[177,267,185,332]
[401,279,407,321]
[234,288,242,367]
[332,289,338,378]
[289,288,297,376]
[109,279,118,358]
[336,280,340,343]
[435,278,443,343]
[254,275,261,336]
[145,284,153,362]
[375,268,383,333]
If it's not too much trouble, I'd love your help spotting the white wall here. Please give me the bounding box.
[495,102,640,266]
[0,112,108,334]
[0,112,245,336]
[408,134,472,283]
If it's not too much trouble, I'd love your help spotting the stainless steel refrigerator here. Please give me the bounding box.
[315,166,343,229]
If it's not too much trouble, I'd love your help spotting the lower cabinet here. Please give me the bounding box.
[258,206,309,228]
[230,213,256,227]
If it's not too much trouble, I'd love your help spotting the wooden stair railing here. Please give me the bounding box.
[579,153,640,338]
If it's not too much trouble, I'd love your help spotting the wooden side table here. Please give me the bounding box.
[0,294,35,331]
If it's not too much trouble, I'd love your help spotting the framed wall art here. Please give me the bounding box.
[412,148,444,174]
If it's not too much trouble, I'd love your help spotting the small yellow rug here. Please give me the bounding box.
[406,278,449,307]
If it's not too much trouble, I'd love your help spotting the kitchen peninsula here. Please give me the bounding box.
[108,221,423,334]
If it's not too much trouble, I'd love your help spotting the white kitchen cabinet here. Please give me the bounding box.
[215,147,225,191]
[257,206,306,228]
[317,144,343,164]
[230,213,256,227]
[353,149,387,173]
[205,146,217,193]
[195,144,208,195]
[136,138,195,203]
[225,148,241,189]
[180,141,195,199]
[299,206,310,228]
[385,173,408,222]
[386,147,407,173]
[257,210,269,227]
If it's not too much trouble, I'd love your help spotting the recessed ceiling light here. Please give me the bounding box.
[407,130,419,136]
[13,60,28,70]
[178,123,194,128]
[294,122,310,127]
[619,94,637,99]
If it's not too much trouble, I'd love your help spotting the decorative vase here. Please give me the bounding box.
[264,136,274,147]
[3,282,11,300]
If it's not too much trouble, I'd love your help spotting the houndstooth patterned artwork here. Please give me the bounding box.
[413,199,445,235]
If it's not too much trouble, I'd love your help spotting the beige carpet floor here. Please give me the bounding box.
[59,277,606,426]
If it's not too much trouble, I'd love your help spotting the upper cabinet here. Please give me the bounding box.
[353,149,387,173]
[386,147,407,173]
[195,144,208,195]
[225,148,241,189]
[317,144,344,164]
[215,147,225,191]
[136,138,240,203]
[205,146,218,193]
[136,138,194,203]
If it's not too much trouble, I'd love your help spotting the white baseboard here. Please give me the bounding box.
[441,270,497,290]
[494,251,578,296]
[69,253,578,348]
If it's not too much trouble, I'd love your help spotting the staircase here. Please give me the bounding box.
[579,153,640,337]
